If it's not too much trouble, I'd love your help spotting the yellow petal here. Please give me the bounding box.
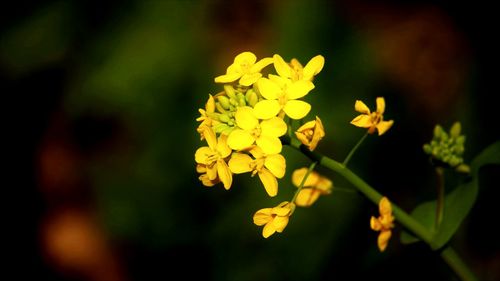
[217,159,232,190]
[239,72,261,86]
[268,74,289,88]
[256,135,282,155]
[234,51,257,65]
[316,177,333,192]
[206,95,215,113]
[253,100,281,120]
[376,97,385,114]
[354,100,370,114]
[272,216,289,233]
[272,202,292,216]
[199,174,219,187]
[253,208,273,225]
[295,131,311,147]
[201,126,217,150]
[303,55,325,80]
[250,57,273,73]
[228,153,253,174]
[207,165,218,180]
[350,114,372,128]
[377,230,392,252]
[196,164,206,173]
[283,100,311,120]
[296,119,316,132]
[235,106,258,130]
[370,216,382,231]
[260,117,287,137]
[257,78,281,100]
[291,168,319,187]
[273,54,292,78]
[216,134,232,158]
[295,188,321,207]
[195,147,213,164]
[227,129,255,151]
[214,72,241,83]
[286,80,314,99]
[264,154,286,179]
[258,169,278,197]
[262,222,276,238]
[379,197,392,216]
[376,120,394,136]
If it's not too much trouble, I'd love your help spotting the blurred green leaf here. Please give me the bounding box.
[401,141,500,248]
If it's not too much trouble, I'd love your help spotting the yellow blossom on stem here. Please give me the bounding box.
[295,116,325,151]
[214,51,273,87]
[229,146,285,197]
[253,201,295,238]
[194,126,233,189]
[292,167,332,207]
[196,94,217,139]
[370,197,395,252]
[350,97,394,136]
[227,106,287,155]
[254,75,314,120]
[273,54,325,82]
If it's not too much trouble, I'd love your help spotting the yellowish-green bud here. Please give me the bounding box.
[215,102,226,113]
[246,89,259,107]
[456,164,470,174]
[214,123,230,134]
[218,96,231,110]
[450,122,461,138]
[218,113,231,123]
[224,85,237,99]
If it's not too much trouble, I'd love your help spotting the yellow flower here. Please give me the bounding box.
[254,75,314,120]
[253,201,295,238]
[292,167,332,207]
[214,51,273,87]
[273,54,325,82]
[194,126,233,189]
[227,106,287,155]
[295,116,325,151]
[229,146,285,197]
[350,97,394,136]
[196,164,220,187]
[196,94,218,139]
[370,197,395,252]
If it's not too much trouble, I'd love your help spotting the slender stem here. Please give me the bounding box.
[435,167,445,230]
[441,247,478,281]
[343,132,369,166]
[285,139,478,281]
[291,161,318,204]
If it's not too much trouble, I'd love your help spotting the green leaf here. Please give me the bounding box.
[400,141,500,247]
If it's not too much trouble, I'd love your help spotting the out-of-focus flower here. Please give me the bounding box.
[370,197,395,252]
[292,167,332,207]
[295,116,325,151]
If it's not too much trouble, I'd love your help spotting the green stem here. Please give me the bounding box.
[285,139,477,281]
[441,247,478,281]
[435,167,445,230]
[343,132,369,166]
[291,161,318,204]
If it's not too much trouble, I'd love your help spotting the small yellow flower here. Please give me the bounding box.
[196,164,220,187]
[370,197,395,252]
[350,97,394,136]
[273,54,324,82]
[292,167,332,207]
[196,94,218,138]
[229,147,285,197]
[253,201,295,238]
[254,75,314,120]
[295,116,325,151]
[227,106,287,155]
[214,51,273,87]
[194,126,233,189]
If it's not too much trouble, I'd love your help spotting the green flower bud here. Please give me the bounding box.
[423,144,432,154]
[246,89,259,107]
[218,96,231,110]
[224,85,237,99]
[214,123,230,134]
[449,122,461,138]
[434,125,444,139]
[456,164,470,174]
[215,102,226,113]
[218,113,231,123]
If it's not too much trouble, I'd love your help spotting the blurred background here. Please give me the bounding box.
[3,0,499,280]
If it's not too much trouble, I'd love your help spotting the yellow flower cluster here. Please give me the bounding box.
[195,51,325,197]
[196,51,327,238]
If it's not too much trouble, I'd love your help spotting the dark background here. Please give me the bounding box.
[3,0,498,280]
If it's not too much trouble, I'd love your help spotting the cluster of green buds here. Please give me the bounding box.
[210,85,259,136]
[423,122,469,173]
